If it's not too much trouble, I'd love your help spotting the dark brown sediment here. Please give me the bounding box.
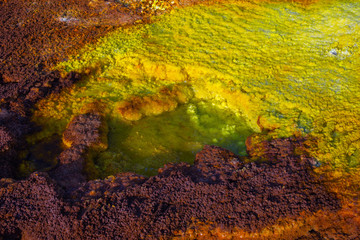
[0,136,340,239]
[50,111,108,192]
[0,110,33,178]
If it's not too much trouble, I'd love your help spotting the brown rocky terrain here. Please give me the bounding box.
[0,136,340,239]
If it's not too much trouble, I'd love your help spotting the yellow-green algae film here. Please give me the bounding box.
[30,0,360,181]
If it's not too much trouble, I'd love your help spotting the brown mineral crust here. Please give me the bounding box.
[0,131,17,178]
[71,172,147,200]
[51,112,108,192]
[0,137,340,239]
[192,145,246,183]
[0,127,13,153]
[0,110,33,178]
[0,110,32,151]
[180,198,360,239]
[116,84,193,121]
[0,172,72,240]
[49,145,88,192]
[62,113,107,149]
[175,202,360,240]
[245,133,319,164]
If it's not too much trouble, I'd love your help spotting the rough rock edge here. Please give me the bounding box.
[0,136,340,239]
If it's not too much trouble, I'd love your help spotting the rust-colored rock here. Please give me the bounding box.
[51,112,108,192]
[63,113,108,150]
[50,145,88,192]
[116,84,193,121]
[0,137,340,239]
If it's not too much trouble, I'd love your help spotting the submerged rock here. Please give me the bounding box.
[63,113,108,150]
[51,111,109,192]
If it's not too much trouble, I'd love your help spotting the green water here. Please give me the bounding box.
[96,101,252,177]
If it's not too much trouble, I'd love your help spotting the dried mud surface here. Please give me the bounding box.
[0,137,340,239]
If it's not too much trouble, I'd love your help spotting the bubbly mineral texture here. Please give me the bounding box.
[50,111,108,191]
[0,137,340,239]
[63,113,108,150]
[1,0,360,239]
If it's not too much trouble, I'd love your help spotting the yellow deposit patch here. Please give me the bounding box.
[31,0,360,180]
